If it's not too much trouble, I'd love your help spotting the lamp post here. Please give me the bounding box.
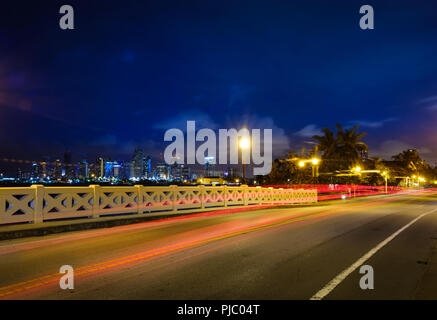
[239,137,250,184]
[352,166,361,197]
[297,158,320,184]
[382,171,388,194]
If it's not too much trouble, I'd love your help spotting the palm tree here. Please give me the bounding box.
[313,127,336,158]
[312,124,368,171]
[335,124,368,164]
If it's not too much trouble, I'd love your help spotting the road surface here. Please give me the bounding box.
[1,191,437,299]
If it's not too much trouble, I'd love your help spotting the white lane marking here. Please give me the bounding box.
[310,207,437,300]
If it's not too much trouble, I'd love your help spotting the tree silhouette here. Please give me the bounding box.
[313,124,367,172]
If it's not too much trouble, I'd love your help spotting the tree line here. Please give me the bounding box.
[260,124,436,186]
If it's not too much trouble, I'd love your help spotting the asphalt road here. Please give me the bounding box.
[1,191,437,300]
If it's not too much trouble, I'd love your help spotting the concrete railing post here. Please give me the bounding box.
[269,187,274,204]
[135,185,143,214]
[89,185,101,218]
[30,184,44,224]
[170,185,178,212]
[254,186,261,205]
[242,185,248,206]
[199,185,206,209]
[223,185,228,207]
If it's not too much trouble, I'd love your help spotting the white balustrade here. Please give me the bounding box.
[0,185,317,225]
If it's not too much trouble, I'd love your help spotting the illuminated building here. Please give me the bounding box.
[145,155,152,178]
[204,156,215,177]
[156,163,170,180]
[77,160,89,179]
[132,148,145,178]
[104,161,120,178]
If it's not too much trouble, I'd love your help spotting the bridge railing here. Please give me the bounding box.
[0,185,317,225]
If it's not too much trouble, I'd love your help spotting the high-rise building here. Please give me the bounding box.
[52,159,62,180]
[40,161,48,179]
[156,163,170,180]
[205,156,216,176]
[144,155,152,178]
[98,157,104,177]
[63,151,75,179]
[121,161,134,180]
[104,161,122,178]
[31,162,38,179]
[132,148,145,178]
[77,160,89,179]
[181,165,191,181]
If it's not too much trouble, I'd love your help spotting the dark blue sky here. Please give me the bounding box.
[1,0,437,165]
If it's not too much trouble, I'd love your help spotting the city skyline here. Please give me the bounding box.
[0,146,242,182]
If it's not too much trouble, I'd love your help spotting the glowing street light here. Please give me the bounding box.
[354,166,361,173]
[239,138,250,149]
[239,137,250,184]
[296,158,321,181]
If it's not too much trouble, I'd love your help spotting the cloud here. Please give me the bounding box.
[426,104,437,111]
[370,139,431,160]
[347,118,396,128]
[154,112,291,159]
[416,95,437,112]
[243,116,291,158]
[417,95,437,104]
[294,124,322,138]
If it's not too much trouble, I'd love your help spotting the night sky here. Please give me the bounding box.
[1,0,437,168]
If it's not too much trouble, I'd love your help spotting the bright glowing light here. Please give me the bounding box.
[341,194,347,200]
[419,177,425,182]
[312,158,319,165]
[354,166,361,173]
[298,161,305,167]
[239,138,250,149]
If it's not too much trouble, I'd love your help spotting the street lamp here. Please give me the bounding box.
[239,138,250,150]
[382,171,388,194]
[239,137,250,184]
[296,158,320,182]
